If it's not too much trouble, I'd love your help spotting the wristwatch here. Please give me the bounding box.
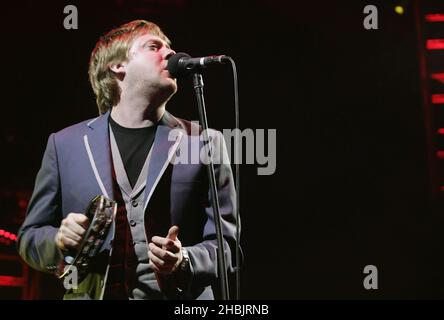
[176,247,192,292]
[179,247,190,272]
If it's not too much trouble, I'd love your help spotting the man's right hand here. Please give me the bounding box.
[55,213,90,251]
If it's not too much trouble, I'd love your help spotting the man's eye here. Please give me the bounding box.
[147,43,159,51]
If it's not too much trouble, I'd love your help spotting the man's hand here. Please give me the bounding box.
[148,226,183,275]
[55,213,89,251]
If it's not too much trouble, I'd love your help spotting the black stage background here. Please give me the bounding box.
[1,0,443,299]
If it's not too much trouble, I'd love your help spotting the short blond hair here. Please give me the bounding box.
[88,20,171,114]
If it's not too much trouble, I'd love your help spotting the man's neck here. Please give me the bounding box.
[110,96,166,128]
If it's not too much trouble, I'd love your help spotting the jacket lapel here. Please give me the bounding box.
[83,110,115,201]
[83,109,183,218]
[83,111,117,256]
[143,111,183,212]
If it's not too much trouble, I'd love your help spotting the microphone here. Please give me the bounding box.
[167,52,230,78]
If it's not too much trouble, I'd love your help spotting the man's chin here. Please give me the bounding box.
[166,79,178,94]
[161,82,178,101]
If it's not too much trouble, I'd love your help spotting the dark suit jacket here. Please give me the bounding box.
[17,110,239,299]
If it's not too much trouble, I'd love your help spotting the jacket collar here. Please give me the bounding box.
[84,109,183,210]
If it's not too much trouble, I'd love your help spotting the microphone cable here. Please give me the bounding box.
[227,57,241,300]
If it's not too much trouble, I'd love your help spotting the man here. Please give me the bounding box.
[17,20,239,300]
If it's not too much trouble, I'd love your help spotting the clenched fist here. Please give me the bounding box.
[55,213,90,251]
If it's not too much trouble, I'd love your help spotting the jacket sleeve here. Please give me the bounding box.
[184,129,241,293]
[17,133,64,273]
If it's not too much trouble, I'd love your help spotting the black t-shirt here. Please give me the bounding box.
[109,116,157,188]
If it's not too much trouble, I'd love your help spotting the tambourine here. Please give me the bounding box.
[59,195,117,279]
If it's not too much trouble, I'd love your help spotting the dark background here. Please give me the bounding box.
[1,0,443,299]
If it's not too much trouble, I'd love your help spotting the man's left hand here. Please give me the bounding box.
[148,225,183,275]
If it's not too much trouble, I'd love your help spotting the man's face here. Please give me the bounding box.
[123,32,177,98]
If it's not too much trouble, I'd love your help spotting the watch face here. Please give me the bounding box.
[180,260,189,271]
[180,248,190,270]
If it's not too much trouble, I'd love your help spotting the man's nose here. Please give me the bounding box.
[164,48,176,60]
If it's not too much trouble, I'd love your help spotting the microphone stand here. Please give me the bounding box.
[193,73,229,300]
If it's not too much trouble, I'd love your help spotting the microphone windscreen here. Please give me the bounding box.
[167,52,191,78]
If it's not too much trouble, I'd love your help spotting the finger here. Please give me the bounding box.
[60,225,83,243]
[69,213,90,229]
[166,225,179,241]
[61,234,80,250]
[148,250,175,271]
[62,218,87,237]
[151,236,175,248]
[64,239,80,250]
[148,242,177,262]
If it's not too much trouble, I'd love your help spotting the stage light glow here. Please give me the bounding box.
[0,229,17,242]
[432,94,444,104]
[425,14,444,22]
[431,73,444,84]
[395,6,404,15]
[427,39,444,50]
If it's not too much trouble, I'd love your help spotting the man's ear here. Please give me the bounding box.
[109,62,126,75]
